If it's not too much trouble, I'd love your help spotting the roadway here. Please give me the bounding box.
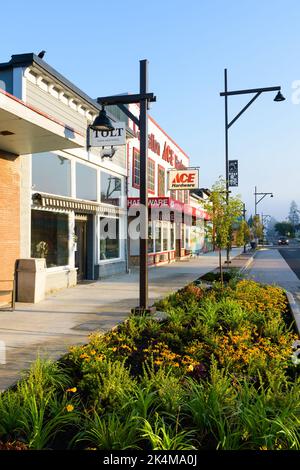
[277,243,300,280]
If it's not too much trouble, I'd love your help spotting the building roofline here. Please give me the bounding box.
[0,53,102,113]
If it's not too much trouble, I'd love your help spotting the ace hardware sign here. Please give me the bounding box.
[168,169,199,190]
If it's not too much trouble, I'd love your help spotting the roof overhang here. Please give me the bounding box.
[0,89,85,155]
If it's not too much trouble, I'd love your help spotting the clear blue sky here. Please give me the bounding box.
[2,0,300,220]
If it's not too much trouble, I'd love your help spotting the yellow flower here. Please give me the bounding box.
[66,404,74,412]
[111,347,117,352]
[66,387,77,393]
[188,364,194,371]
[80,353,89,359]
[90,350,96,355]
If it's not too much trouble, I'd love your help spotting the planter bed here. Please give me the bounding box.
[0,279,299,450]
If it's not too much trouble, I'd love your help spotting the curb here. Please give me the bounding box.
[239,255,255,274]
[286,291,300,336]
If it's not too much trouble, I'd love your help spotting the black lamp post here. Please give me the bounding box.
[242,203,247,253]
[91,60,156,314]
[220,70,285,264]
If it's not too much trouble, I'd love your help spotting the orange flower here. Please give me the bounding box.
[66,387,77,393]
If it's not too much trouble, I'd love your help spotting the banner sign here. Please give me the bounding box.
[90,121,126,147]
[168,169,199,190]
[229,160,238,187]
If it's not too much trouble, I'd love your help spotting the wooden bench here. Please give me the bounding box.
[0,279,15,311]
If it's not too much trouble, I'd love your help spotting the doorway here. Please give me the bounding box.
[75,215,87,281]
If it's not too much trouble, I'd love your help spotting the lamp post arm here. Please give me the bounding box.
[220,85,281,97]
[117,103,140,128]
[97,93,156,106]
[228,92,261,129]
[256,192,273,205]
[257,193,268,205]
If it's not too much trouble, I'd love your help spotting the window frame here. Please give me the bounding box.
[98,215,122,263]
[157,164,166,197]
[148,157,156,195]
[132,147,140,189]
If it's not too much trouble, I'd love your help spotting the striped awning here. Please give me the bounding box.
[32,192,121,216]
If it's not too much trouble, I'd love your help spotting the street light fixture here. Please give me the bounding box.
[254,186,274,216]
[90,105,115,131]
[220,70,285,264]
[91,60,156,314]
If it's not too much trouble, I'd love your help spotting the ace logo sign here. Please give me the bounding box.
[168,169,199,190]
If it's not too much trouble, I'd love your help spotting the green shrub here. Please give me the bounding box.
[140,413,197,450]
[74,411,141,450]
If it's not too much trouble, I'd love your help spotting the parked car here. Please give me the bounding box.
[278,236,289,245]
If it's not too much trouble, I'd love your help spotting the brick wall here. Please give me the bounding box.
[0,152,20,304]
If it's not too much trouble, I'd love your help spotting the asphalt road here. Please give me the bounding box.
[278,244,300,280]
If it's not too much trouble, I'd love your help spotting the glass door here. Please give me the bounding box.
[75,216,87,281]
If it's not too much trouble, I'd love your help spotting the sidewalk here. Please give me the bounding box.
[245,247,300,331]
[246,248,300,293]
[0,247,242,391]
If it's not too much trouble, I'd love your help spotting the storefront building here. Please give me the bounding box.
[127,104,208,266]
[189,189,212,255]
[0,53,130,302]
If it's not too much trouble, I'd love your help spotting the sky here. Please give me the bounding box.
[1,0,300,220]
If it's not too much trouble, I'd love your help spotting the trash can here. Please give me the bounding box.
[250,241,257,249]
[17,258,46,303]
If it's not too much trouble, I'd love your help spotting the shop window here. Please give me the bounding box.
[181,225,185,249]
[133,148,140,187]
[76,163,97,201]
[32,152,71,196]
[148,222,154,253]
[100,217,120,260]
[158,166,165,196]
[31,210,69,268]
[148,159,155,193]
[163,223,169,251]
[101,171,121,206]
[186,226,190,249]
[184,191,189,205]
[155,223,162,252]
[170,224,175,250]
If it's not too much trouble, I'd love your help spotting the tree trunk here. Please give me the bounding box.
[219,248,224,286]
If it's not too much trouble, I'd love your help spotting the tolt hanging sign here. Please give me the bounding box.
[168,169,199,190]
[90,122,126,147]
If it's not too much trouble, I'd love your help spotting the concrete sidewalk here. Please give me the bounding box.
[246,248,300,294]
[0,247,242,390]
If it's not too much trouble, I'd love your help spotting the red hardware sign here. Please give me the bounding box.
[168,169,199,190]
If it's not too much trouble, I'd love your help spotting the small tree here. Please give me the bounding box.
[205,178,243,284]
[252,215,264,242]
[236,219,251,247]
